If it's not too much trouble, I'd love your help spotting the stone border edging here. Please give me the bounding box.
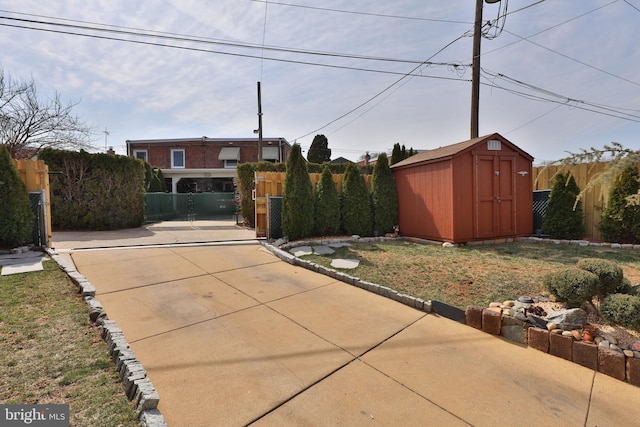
[263,236,640,389]
[45,248,168,427]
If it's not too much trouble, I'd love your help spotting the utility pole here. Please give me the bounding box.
[103,127,110,152]
[257,81,263,162]
[471,0,501,139]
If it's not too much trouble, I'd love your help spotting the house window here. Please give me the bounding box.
[262,146,280,162]
[218,147,240,169]
[171,149,185,168]
[133,150,147,162]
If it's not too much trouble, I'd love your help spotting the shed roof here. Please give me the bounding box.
[391,133,532,169]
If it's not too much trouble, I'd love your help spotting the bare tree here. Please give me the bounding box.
[0,68,95,158]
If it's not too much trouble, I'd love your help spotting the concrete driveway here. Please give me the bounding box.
[55,222,640,426]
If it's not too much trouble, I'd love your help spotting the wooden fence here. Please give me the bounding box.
[13,159,52,246]
[254,171,372,238]
[532,161,638,241]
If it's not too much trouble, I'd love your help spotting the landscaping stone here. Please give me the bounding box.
[465,306,483,329]
[517,296,534,303]
[528,327,550,353]
[526,315,548,329]
[330,258,359,269]
[545,308,587,330]
[139,409,168,427]
[500,316,528,344]
[312,245,335,255]
[627,357,640,387]
[599,347,626,381]
[631,341,640,352]
[549,333,573,361]
[327,242,352,248]
[481,309,501,335]
[289,246,313,257]
[573,341,598,370]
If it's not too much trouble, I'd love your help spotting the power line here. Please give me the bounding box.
[623,0,640,13]
[248,0,471,24]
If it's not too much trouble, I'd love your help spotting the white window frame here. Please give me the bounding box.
[133,150,148,162]
[224,159,238,169]
[171,149,185,168]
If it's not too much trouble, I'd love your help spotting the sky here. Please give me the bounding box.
[0,0,638,164]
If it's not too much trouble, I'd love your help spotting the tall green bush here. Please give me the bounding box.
[371,153,398,236]
[314,166,341,236]
[542,173,585,239]
[39,149,144,230]
[282,144,314,240]
[0,145,34,247]
[341,163,372,236]
[600,165,640,244]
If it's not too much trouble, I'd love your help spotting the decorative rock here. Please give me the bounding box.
[546,322,558,331]
[610,344,622,353]
[602,334,618,345]
[634,351,640,359]
[594,336,604,345]
[598,340,610,349]
[312,245,335,255]
[489,302,502,308]
[330,258,360,269]
[517,296,534,303]
[631,341,640,352]
[562,330,574,337]
[514,312,527,322]
[526,315,547,329]
[545,308,587,331]
[571,330,582,340]
[624,350,635,358]
[501,316,528,345]
[551,329,563,334]
[502,300,515,307]
[535,296,550,302]
[442,242,458,248]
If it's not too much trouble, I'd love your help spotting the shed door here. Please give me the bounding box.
[475,155,516,238]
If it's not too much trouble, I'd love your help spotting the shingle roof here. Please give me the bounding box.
[391,134,493,168]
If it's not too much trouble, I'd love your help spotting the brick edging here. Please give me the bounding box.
[45,249,168,427]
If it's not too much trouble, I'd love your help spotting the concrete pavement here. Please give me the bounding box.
[54,222,640,426]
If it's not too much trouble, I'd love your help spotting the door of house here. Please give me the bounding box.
[475,155,516,238]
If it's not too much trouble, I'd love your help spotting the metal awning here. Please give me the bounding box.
[218,147,240,160]
[262,146,280,160]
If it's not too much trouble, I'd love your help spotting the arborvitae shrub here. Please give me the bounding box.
[600,165,640,244]
[600,293,640,331]
[576,258,623,302]
[282,144,314,240]
[314,166,340,236]
[371,153,398,236]
[0,145,34,248]
[543,268,599,308]
[341,163,372,236]
[542,173,585,239]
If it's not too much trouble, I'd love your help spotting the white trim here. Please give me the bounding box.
[171,149,185,168]
[133,149,148,161]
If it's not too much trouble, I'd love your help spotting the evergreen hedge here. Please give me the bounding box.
[600,165,640,244]
[543,267,599,308]
[282,145,314,240]
[341,163,372,236]
[600,293,640,331]
[542,173,585,239]
[314,166,341,236]
[576,258,623,302]
[371,153,398,236]
[0,145,34,248]
[39,149,145,230]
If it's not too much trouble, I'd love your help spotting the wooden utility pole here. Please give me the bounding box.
[257,82,263,161]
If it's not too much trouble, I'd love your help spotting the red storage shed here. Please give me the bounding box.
[391,133,533,243]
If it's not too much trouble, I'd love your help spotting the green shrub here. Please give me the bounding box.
[542,173,585,239]
[600,165,640,244]
[615,277,636,295]
[341,163,372,236]
[0,145,34,247]
[543,267,599,307]
[314,166,341,236]
[282,144,314,240]
[600,293,640,331]
[576,258,623,301]
[371,153,398,236]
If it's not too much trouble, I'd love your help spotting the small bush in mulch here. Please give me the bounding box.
[600,293,640,331]
[544,267,599,308]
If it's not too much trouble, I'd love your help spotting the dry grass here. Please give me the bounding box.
[0,260,138,426]
[303,240,640,309]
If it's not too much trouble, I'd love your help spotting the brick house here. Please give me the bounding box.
[126,137,291,193]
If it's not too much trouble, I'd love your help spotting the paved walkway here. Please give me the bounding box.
[54,222,640,426]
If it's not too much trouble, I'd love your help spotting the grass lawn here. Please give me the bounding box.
[0,259,139,426]
[302,240,640,309]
